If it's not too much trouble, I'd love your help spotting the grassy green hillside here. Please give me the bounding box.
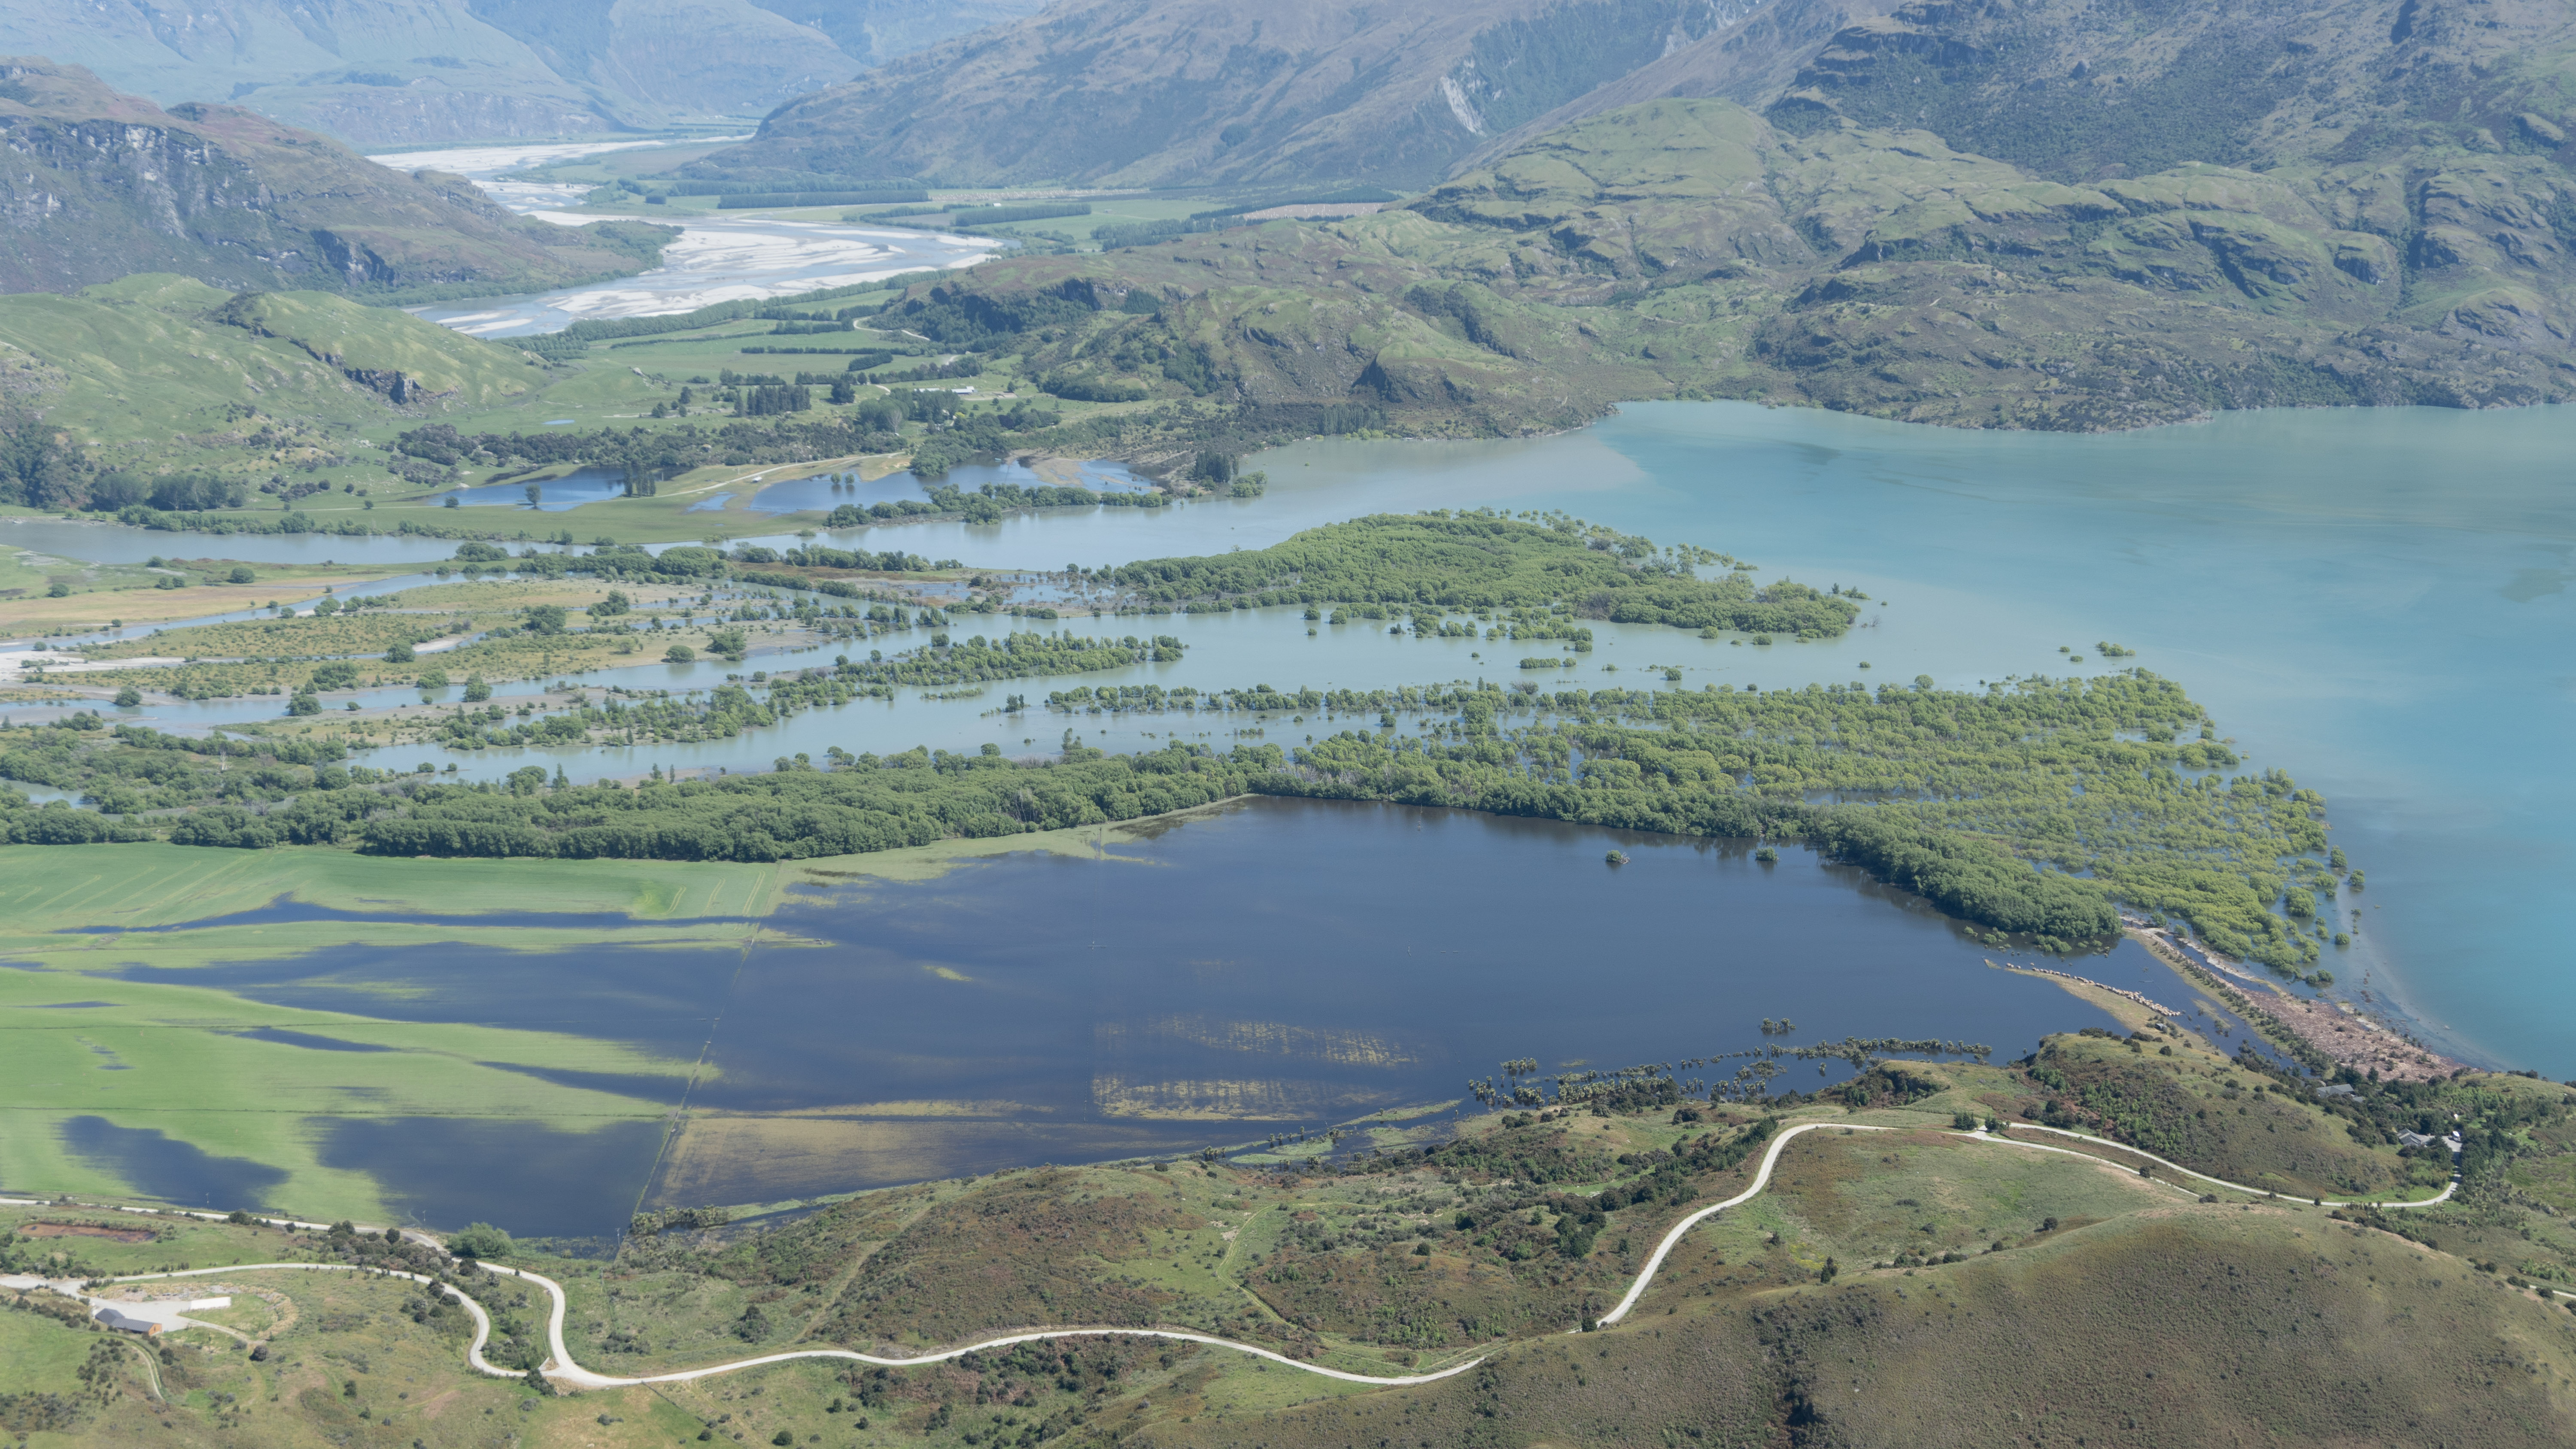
[1153,1208,2576,1448]
[864,83,2576,433]
[0,276,541,447]
[0,265,1244,552]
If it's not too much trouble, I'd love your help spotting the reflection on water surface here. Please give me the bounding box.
[106,799,2247,1233]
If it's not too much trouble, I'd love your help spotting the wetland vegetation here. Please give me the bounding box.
[1111,512,1859,637]
[3,665,2342,970]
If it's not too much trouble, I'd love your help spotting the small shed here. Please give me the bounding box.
[95,1308,161,1337]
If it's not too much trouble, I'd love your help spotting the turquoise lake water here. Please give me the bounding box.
[1334,401,2570,1077]
[723,399,2571,1075]
[17,401,2571,1083]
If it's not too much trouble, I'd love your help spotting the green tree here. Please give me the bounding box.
[523,605,568,635]
[462,674,492,702]
[450,1222,512,1258]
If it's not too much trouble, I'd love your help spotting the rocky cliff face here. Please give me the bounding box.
[0,60,670,295]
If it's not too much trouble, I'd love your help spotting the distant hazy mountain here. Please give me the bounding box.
[708,0,1774,188]
[0,0,1048,146]
[0,59,671,295]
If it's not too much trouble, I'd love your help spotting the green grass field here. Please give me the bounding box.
[0,825,1181,1224]
[0,552,411,638]
[0,844,789,1221]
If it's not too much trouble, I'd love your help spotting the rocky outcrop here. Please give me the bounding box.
[343,367,449,404]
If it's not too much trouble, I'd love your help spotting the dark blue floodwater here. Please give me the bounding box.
[316,1119,668,1238]
[95,798,2254,1231]
[228,1028,396,1053]
[58,1117,288,1210]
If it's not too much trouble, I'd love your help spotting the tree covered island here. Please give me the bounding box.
[1108,512,1862,637]
[0,668,2346,978]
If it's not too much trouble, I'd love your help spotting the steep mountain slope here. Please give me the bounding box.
[875,77,2576,433]
[1450,0,1908,174]
[0,59,673,296]
[863,0,2576,433]
[0,0,1047,146]
[706,0,1775,189]
[1735,0,2576,418]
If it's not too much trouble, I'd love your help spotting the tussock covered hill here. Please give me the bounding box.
[1144,1208,2576,1449]
[0,58,674,297]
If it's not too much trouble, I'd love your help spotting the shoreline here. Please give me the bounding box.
[2121,925,2466,1082]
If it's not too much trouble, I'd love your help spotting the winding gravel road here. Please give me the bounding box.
[27,1115,2473,1396]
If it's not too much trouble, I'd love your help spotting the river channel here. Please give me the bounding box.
[363,138,993,336]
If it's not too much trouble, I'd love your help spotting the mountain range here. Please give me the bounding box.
[713,0,1780,189]
[838,0,2576,429]
[0,0,1046,146]
[6,0,2575,432]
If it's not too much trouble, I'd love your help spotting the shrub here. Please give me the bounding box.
[449,1222,513,1258]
